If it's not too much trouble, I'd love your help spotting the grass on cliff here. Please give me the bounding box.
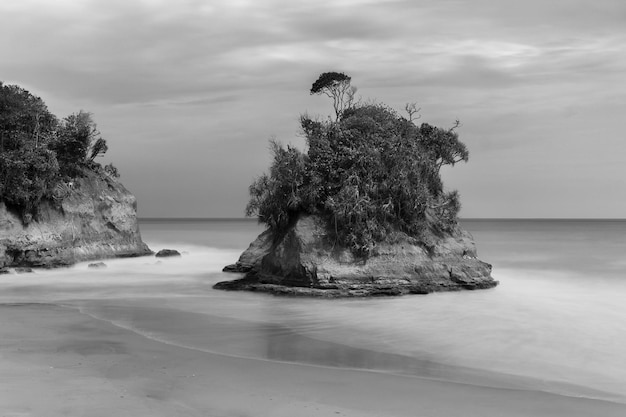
[247,77,469,255]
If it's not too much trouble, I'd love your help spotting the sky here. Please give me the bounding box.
[1,0,625,218]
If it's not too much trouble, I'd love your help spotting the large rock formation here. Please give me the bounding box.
[0,171,152,269]
[216,215,497,297]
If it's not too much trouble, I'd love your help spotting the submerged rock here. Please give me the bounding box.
[215,215,497,297]
[155,249,181,258]
[0,171,152,269]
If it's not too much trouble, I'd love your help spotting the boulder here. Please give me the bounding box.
[216,214,497,297]
[155,249,181,258]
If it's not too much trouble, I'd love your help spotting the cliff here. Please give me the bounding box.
[0,171,152,269]
[216,214,497,297]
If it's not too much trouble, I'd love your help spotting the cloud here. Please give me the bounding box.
[1,0,626,217]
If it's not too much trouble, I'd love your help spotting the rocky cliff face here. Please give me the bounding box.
[0,171,152,269]
[216,215,497,297]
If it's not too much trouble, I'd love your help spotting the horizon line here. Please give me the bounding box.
[138,217,626,221]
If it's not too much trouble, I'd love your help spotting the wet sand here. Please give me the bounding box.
[2,303,626,417]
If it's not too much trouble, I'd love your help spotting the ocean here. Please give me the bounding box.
[2,219,625,404]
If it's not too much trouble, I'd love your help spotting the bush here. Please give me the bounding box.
[50,111,108,177]
[247,99,469,255]
[246,141,316,232]
[0,82,115,221]
[0,82,57,152]
[0,146,59,222]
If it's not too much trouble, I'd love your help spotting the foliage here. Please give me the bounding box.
[246,140,316,232]
[50,110,108,176]
[418,122,468,172]
[0,82,57,151]
[0,82,114,221]
[310,72,357,120]
[248,74,469,255]
[0,146,59,223]
[89,138,108,162]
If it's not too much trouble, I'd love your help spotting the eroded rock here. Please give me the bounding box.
[0,171,152,269]
[216,214,497,297]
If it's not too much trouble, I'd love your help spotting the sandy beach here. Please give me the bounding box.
[2,302,626,417]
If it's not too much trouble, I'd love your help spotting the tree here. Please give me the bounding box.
[1,82,60,221]
[0,82,57,152]
[51,110,108,175]
[404,102,421,122]
[88,137,108,162]
[0,146,59,223]
[310,72,357,120]
[418,122,468,173]
[246,140,315,232]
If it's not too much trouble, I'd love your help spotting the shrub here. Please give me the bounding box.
[247,96,469,255]
[50,111,108,177]
[0,82,116,221]
[246,141,317,232]
[0,82,58,151]
[0,146,59,222]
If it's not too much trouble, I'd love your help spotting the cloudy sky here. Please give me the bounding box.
[2,0,625,218]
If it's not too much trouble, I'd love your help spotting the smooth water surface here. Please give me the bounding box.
[1,219,625,402]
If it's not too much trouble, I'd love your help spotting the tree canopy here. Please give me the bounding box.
[0,81,115,222]
[248,73,469,255]
[0,83,57,152]
[310,72,357,120]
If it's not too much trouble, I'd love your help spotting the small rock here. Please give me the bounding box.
[88,262,107,269]
[155,249,181,258]
[15,267,34,274]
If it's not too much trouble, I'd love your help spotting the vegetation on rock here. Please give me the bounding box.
[247,73,469,255]
[0,82,117,222]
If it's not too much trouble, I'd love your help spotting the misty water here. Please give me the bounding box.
[2,219,626,403]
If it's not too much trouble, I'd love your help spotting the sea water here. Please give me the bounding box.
[1,219,625,402]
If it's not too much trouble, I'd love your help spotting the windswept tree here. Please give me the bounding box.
[418,122,469,173]
[88,137,108,162]
[310,72,357,120]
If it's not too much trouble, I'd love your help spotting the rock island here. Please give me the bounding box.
[217,72,497,297]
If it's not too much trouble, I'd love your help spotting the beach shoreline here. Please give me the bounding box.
[2,302,626,417]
